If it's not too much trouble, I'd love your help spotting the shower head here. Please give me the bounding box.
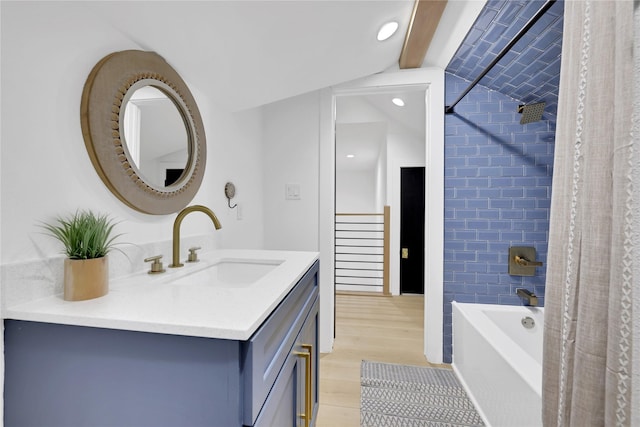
[517,102,546,125]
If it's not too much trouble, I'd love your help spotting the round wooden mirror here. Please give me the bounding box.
[81,50,206,214]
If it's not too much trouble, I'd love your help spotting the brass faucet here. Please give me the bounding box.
[170,205,222,268]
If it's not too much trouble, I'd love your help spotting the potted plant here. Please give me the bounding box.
[42,210,122,301]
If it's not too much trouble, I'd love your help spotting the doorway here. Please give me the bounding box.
[334,88,426,297]
[400,167,425,294]
[319,69,445,363]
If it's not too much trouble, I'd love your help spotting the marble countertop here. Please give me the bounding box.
[4,249,319,341]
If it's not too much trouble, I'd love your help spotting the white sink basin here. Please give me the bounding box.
[4,249,319,341]
[171,258,283,287]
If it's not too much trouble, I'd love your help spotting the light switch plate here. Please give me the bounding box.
[285,183,301,200]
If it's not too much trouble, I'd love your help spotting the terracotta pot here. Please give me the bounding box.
[63,256,109,301]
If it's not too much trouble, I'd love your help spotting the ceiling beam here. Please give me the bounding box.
[399,0,448,69]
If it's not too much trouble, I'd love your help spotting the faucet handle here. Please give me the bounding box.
[187,247,201,263]
[514,255,543,267]
[144,255,166,274]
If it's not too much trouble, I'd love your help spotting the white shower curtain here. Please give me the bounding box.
[542,1,637,426]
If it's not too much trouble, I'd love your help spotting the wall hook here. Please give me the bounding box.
[224,182,237,209]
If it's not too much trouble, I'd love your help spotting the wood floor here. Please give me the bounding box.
[315,293,448,426]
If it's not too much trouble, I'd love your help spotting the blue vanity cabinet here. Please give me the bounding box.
[242,260,319,427]
[4,260,319,427]
[4,320,243,426]
[253,298,319,427]
[252,346,302,427]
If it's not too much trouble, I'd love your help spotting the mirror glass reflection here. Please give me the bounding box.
[122,86,189,188]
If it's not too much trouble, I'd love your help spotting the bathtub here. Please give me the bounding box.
[452,302,543,427]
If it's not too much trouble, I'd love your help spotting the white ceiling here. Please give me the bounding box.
[83,0,485,112]
[336,88,426,172]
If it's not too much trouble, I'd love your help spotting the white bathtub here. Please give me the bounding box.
[452,302,543,427]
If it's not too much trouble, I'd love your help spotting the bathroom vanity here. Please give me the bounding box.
[4,250,319,427]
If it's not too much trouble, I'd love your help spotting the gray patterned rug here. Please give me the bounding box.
[361,361,484,427]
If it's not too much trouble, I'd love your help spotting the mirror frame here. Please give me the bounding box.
[81,50,206,214]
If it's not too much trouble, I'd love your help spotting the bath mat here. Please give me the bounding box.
[361,360,484,427]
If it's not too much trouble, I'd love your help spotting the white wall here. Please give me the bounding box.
[375,143,388,211]
[261,90,329,353]
[262,92,320,251]
[336,170,376,212]
[0,2,265,267]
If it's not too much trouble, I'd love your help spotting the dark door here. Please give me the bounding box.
[165,168,184,187]
[400,167,425,294]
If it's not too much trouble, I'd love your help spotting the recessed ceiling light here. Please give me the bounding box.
[392,97,405,107]
[346,154,355,158]
[377,21,398,41]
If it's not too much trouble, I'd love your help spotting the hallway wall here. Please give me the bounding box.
[262,92,321,251]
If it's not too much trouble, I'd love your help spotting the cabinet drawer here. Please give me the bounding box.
[254,297,319,427]
[252,347,300,427]
[242,261,319,426]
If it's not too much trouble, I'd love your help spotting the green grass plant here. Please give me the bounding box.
[42,210,122,260]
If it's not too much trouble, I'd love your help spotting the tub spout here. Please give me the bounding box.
[516,288,538,307]
[170,205,222,268]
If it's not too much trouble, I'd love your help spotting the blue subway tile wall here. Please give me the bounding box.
[446,0,564,120]
[443,73,556,362]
